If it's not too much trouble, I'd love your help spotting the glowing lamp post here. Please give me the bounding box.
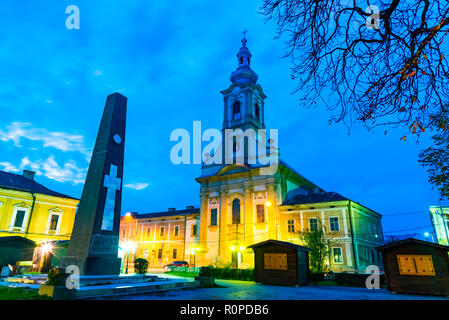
[231,245,245,269]
[191,247,200,268]
[123,240,136,274]
[424,232,435,243]
[41,242,53,273]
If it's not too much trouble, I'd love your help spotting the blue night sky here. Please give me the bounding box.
[0,0,446,238]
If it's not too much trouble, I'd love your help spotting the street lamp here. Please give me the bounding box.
[190,247,200,268]
[424,232,435,243]
[123,241,136,274]
[230,245,245,269]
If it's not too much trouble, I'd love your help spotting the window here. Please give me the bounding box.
[397,255,435,276]
[173,249,178,259]
[256,204,265,224]
[232,101,241,120]
[329,217,340,231]
[287,220,295,233]
[146,227,151,238]
[255,103,260,122]
[144,249,149,259]
[13,209,26,229]
[122,229,126,238]
[174,225,179,237]
[191,224,197,236]
[160,227,165,237]
[210,208,218,226]
[158,249,163,259]
[232,199,241,224]
[264,253,287,270]
[49,214,59,231]
[333,247,343,264]
[309,218,318,231]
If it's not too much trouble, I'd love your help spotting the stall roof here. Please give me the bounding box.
[247,239,310,251]
[376,238,449,251]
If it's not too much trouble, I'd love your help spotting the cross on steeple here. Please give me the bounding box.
[241,29,248,46]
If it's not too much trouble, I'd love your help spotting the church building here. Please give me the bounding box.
[121,37,384,273]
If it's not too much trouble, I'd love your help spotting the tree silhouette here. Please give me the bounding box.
[261,0,449,130]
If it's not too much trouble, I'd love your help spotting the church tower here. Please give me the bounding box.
[221,36,267,132]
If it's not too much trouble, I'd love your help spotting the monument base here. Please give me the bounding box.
[60,256,122,276]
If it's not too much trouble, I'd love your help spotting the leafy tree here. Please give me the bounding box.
[297,222,332,273]
[134,258,149,274]
[419,110,449,199]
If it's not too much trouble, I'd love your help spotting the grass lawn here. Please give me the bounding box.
[0,286,50,300]
[165,271,199,278]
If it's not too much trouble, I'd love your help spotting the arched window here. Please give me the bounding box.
[232,101,241,121]
[255,103,260,122]
[232,199,241,224]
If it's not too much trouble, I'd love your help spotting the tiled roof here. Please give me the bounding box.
[283,191,348,205]
[0,170,78,200]
[135,207,200,219]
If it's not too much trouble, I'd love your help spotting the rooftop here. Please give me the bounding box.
[0,170,78,200]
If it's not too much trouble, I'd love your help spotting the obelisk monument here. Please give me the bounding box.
[61,92,127,275]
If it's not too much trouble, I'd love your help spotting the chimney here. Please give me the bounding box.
[23,170,36,181]
[168,207,176,212]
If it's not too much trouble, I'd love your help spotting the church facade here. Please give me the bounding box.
[195,37,384,272]
[121,37,384,272]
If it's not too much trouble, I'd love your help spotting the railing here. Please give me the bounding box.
[169,266,200,273]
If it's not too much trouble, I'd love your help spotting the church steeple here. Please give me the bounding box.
[221,33,266,131]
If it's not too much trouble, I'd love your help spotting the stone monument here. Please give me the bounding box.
[61,92,127,275]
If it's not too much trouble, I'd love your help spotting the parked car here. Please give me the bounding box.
[164,261,189,269]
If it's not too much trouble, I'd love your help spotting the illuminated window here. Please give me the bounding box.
[146,227,151,238]
[256,204,265,224]
[49,214,59,231]
[232,199,241,224]
[160,227,165,237]
[191,224,197,237]
[329,217,339,231]
[122,229,126,238]
[287,220,295,233]
[309,218,318,231]
[210,208,218,226]
[158,249,163,259]
[333,247,343,264]
[397,255,435,276]
[255,103,260,122]
[232,101,241,121]
[173,249,177,259]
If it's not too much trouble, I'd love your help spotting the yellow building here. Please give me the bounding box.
[119,207,200,271]
[0,169,79,244]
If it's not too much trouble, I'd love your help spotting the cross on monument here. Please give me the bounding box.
[101,164,121,231]
[242,28,248,39]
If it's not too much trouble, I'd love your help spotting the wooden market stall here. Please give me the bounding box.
[248,239,310,286]
[377,238,449,296]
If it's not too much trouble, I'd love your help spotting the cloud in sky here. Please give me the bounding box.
[0,122,91,159]
[124,182,149,190]
[0,155,87,184]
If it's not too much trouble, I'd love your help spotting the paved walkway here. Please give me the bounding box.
[113,279,449,300]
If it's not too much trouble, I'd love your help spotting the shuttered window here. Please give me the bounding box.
[397,255,435,276]
[263,253,287,270]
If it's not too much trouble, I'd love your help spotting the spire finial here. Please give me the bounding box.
[241,29,248,47]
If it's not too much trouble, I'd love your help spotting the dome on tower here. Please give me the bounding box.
[230,37,259,85]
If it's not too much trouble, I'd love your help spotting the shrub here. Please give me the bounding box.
[334,272,385,288]
[309,273,325,283]
[204,266,255,281]
[134,258,149,274]
[45,268,66,286]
